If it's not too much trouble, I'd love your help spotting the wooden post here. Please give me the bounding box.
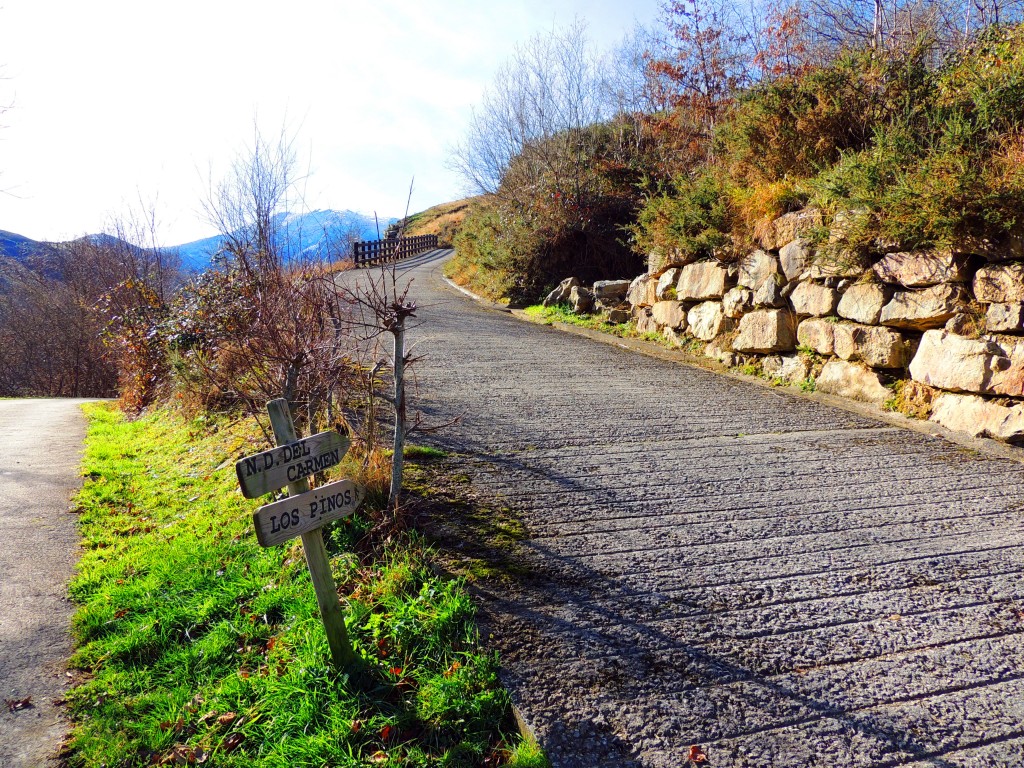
[266,398,356,670]
[389,320,405,507]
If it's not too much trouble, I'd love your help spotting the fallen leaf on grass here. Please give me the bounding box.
[216,712,236,726]
[221,733,245,753]
[369,752,388,764]
[688,744,708,763]
[380,724,393,741]
[197,710,217,725]
[5,697,32,712]
[152,744,207,765]
[350,719,362,733]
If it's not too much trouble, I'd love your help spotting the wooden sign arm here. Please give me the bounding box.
[266,398,356,670]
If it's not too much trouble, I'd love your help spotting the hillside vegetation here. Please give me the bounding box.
[447,8,1024,301]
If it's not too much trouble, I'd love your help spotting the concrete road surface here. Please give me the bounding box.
[374,250,1024,767]
[0,399,91,767]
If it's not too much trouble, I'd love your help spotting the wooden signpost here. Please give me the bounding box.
[235,398,363,670]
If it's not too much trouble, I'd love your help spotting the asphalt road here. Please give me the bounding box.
[385,250,1024,767]
[0,399,91,768]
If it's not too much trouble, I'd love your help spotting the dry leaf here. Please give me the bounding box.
[688,744,708,763]
[221,732,245,753]
[5,697,33,713]
[217,712,237,726]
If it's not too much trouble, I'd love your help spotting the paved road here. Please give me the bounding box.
[381,250,1024,767]
[0,399,91,768]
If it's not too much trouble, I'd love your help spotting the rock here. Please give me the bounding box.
[832,323,910,369]
[605,307,631,324]
[873,250,967,287]
[809,248,871,279]
[789,281,840,317]
[908,330,1024,397]
[930,392,1024,443]
[763,209,823,250]
[648,247,695,274]
[704,341,737,366]
[779,239,813,281]
[816,360,891,405]
[879,284,967,331]
[626,274,657,307]
[737,249,781,290]
[675,261,730,301]
[722,287,753,319]
[945,312,981,336]
[663,327,687,347]
[569,286,594,314]
[753,276,787,307]
[592,280,632,302]
[651,301,688,330]
[987,303,1024,333]
[733,309,797,353]
[974,263,1024,303]
[797,318,836,356]
[687,301,731,341]
[656,269,681,300]
[829,207,871,244]
[543,277,579,307]
[762,354,812,384]
[837,283,893,325]
[634,307,659,334]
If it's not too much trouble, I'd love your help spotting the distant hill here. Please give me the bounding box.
[0,210,398,277]
[172,210,396,272]
[399,197,480,247]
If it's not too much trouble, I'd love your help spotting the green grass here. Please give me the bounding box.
[66,403,532,767]
[522,304,634,339]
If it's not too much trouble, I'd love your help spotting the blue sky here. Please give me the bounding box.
[0,0,663,245]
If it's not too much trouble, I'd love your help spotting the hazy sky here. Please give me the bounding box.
[0,0,663,245]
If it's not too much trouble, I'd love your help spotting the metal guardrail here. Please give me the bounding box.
[352,234,438,268]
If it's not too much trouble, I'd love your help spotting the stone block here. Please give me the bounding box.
[873,250,967,287]
[651,300,688,330]
[832,323,909,369]
[779,238,813,281]
[656,268,680,300]
[687,301,731,341]
[816,360,890,405]
[676,261,730,301]
[738,249,781,290]
[626,274,657,307]
[796,317,835,356]
[974,263,1024,303]
[763,209,823,250]
[722,287,753,319]
[543,277,579,307]
[762,354,812,384]
[789,281,840,317]
[908,330,1024,397]
[986,302,1024,333]
[837,283,893,325]
[593,280,632,302]
[569,286,593,314]
[879,284,967,331]
[930,392,1024,443]
[733,309,797,353]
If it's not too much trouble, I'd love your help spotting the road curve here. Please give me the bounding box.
[377,250,1024,767]
[0,399,92,768]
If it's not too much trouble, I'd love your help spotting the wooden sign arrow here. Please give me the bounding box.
[236,430,350,499]
[252,478,364,547]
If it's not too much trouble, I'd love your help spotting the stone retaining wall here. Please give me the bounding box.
[547,208,1024,444]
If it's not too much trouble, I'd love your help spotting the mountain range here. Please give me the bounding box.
[0,209,396,275]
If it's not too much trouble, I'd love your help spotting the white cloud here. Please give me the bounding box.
[0,0,661,244]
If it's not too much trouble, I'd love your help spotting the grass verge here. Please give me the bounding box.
[65,402,546,767]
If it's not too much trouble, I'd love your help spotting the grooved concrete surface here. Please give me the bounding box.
[396,251,1024,766]
[0,399,90,768]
